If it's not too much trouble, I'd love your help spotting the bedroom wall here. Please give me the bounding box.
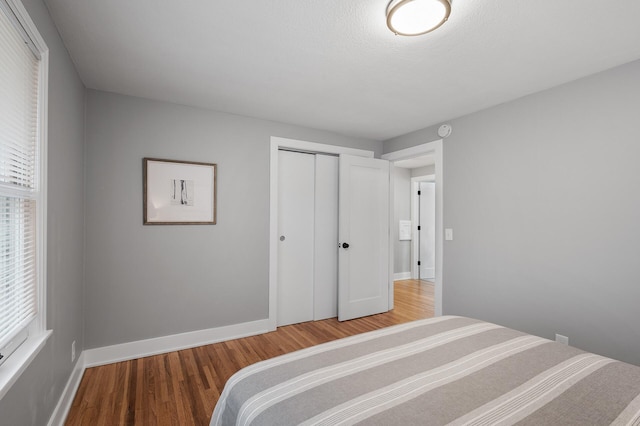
[384,59,640,366]
[0,0,85,423]
[393,167,411,276]
[83,90,381,349]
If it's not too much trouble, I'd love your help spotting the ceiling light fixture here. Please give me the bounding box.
[386,0,451,36]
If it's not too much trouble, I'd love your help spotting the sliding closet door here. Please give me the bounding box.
[314,154,339,320]
[277,150,315,326]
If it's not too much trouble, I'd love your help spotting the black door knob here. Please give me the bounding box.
[342,242,350,249]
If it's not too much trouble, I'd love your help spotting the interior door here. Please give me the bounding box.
[419,182,436,280]
[277,150,315,326]
[338,154,390,321]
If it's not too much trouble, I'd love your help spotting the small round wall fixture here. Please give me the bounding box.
[386,0,451,36]
[438,124,452,138]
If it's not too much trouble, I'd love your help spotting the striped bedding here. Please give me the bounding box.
[211,316,640,426]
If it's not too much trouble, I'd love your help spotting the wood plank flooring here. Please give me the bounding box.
[65,279,434,425]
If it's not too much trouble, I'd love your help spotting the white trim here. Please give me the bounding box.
[4,0,49,335]
[46,319,270,425]
[83,319,271,368]
[411,180,418,279]
[381,142,441,162]
[388,163,395,309]
[0,0,49,398]
[36,14,49,346]
[433,143,443,316]
[0,330,50,400]
[270,137,374,158]
[384,140,444,316]
[394,272,412,281]
[412,174,436,182]
[269,136,374,330]
[47,352,85,426]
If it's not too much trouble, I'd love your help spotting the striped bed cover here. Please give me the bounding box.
[211,316,640,426]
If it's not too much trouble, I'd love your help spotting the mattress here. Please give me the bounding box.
[211,316,640,425]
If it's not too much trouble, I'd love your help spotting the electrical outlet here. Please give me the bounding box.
[71,340,76,363]
[555,334,569,345]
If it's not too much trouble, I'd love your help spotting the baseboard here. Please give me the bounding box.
[393,272,412,281]
[47,352,86,426]
[82,318,271,368]
[48,318,271,425]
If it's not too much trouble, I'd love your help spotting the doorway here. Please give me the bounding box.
[382,140,443,316]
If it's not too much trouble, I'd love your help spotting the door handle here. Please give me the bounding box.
[341,242,350,249]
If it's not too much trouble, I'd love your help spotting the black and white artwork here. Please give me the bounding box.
[143,158,216,225]
[170,179,194,206]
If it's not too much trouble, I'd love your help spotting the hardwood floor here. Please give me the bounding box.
[65,279,434,425]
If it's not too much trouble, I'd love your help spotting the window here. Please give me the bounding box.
[0,0,48,396]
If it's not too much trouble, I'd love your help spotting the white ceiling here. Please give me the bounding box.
[43,0,640,141]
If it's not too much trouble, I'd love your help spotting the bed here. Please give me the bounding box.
[211,316,640,425]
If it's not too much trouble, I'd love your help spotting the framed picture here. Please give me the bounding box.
[143,158,217,225]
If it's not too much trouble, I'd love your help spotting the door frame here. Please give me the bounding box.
[381,140,444,316]
[411,175,435,280]
[269,137,374,331]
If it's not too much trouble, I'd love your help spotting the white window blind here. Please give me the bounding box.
[0,1,41,356]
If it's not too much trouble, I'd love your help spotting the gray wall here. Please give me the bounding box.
[84,90,381,349]
[412,164,435,178]
[393,167,411,275]
[0,0,85,423]
[385,59,640,365]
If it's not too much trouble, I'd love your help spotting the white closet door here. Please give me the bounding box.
[314,155,339,320]
[338,154,390,321]
[277,150,315,326]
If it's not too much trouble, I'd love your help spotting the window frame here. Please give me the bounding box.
[0,0,50,400]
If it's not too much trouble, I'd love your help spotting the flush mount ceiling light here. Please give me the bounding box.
[386,0,451,36]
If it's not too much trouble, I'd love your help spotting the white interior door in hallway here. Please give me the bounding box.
[419,181,436,280]
[277,150,338,326]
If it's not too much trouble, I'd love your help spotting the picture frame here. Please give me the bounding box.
[143,157,217,225]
